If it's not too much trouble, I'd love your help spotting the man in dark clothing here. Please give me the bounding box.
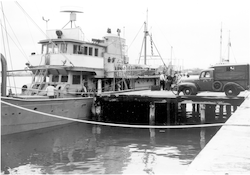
[165,75,173,90]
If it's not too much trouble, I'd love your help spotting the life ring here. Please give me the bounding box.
[212,81,223,91]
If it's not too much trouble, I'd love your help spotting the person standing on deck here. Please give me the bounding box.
[166,74,173,91]
[159,72,165,91]
[46,84,56,98]
[80,81,88,97]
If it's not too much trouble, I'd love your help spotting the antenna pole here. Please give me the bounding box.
[42,17,49,31]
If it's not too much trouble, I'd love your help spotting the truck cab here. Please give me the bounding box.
[177,63,250,97]
[197,69,214,91]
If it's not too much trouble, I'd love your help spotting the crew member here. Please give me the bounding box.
[166,75,173,91]
[45,84,56,98]
[159,72,165,90]
[80,82,88,97]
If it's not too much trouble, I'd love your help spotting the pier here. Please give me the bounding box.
[186,92,250,174]
[94,89,250,173]
[94,90,246,125]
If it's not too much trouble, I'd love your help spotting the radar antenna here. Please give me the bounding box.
[60,6,83,29]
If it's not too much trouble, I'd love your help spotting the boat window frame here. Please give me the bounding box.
[61,75,68,82]
[72,75,81,84]
[89,47,93,56]
[42,44,47,54]
[52,75,59,82]
[94,48,98,56]
[61,43,68,53]
[84,46,88,55]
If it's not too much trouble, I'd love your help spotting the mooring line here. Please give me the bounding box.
[1,100,248,129]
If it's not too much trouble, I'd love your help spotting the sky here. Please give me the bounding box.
[1,0,250,70]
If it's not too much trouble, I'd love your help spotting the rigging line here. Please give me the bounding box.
[0,10,30,62]
[15,2,74,66]
[138,36,145,64]
[153,22,173,49]
[1,2,17,95]
[127,22,145,52]
[0,23,30,62]
[0,20,11,88]
[0,100,231,129]
[230,46,237,63]
[0,16,7,56]
[15,2,47,38]
[150,35,167,69]
[23,9,36,53]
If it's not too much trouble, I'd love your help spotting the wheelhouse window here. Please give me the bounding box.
[84,46,88,55]
[52,75,59,82]
[61,43,67,53]
[54,44,59,54]
[89,47,93,56]
[61,76,68,82]
[73,45,78,54]
[42,44,47,54]
[48,44,53,53]
[72,75,81,84]
[94,48,98,56]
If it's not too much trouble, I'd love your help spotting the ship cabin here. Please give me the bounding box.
[25,27,130,97]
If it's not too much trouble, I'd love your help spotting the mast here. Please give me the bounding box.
[227,30,231,62]
[170,46,173,66]
[220,22,223,63]
[144,22,147,65]
[170,46,173,75]
[144,9,148,65]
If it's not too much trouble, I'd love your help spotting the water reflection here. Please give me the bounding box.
[1,122,220,174]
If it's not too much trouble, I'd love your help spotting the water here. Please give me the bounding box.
[1,122,220,174]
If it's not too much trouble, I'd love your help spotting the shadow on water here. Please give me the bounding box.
[1,121,220,174]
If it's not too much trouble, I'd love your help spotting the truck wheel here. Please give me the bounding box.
[212,81,223,91]
[183,87,194,95]
[224,86,238,97]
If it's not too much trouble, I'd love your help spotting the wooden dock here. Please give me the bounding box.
[94,90,247,125]
[186,92,250,174]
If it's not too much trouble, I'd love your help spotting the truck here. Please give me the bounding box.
[177,63,250,97]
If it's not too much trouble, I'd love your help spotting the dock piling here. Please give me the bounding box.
[205,104,216,123]
[149,102,155,125]
[226,105,232,118]
[219,105,224,120]
[167,102,171,125]
[200,104,206,124]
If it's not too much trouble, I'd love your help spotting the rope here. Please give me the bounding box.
[2,100,248,129]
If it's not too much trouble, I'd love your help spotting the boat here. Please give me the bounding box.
[1,6,160,135]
